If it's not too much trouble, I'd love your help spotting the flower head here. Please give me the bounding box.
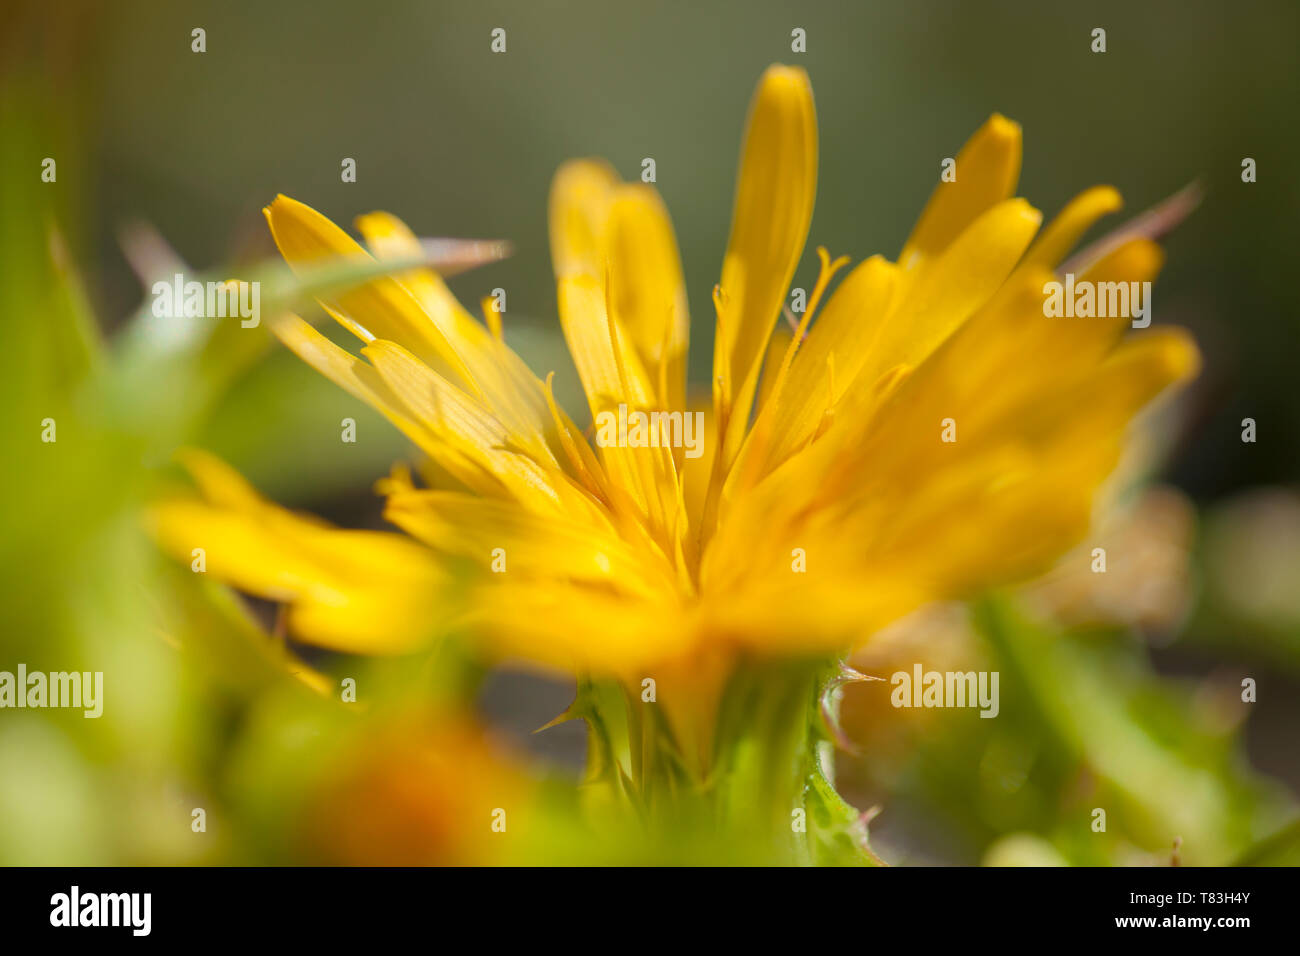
[152,65,1197,743]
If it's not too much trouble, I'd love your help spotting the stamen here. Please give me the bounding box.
[804,246,852,328]
[542,370,603,497]
[721,249,851,504]
[711,284,730,407]
[766,247,850,413]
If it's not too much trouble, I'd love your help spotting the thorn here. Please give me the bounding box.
[119,219,189,288]
[533,689,588,734]
[417,237,512,276]
[1060,181,1203,275]
[836,663,885,685]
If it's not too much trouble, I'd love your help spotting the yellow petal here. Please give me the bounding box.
[554,274,663,516]
[842,197,1042,422]
[270,314,505,496]
[361,339,570,514]
[759,255,899,470]
[756,322,795,415]
[605,185,690,411]
[548,163,660,420]
[1072,237,1166,339]
[149,461,446,654]
[901,113,1022,265]
[713,64,817,456]
[466,582,694,677]
[173,447,289,514]
[862,330,1199,599]
[264,195,478,391]
[549,159,619,280]
[1021,185,1123,272]
[355,209,557,445]
[1059,326,1201,439]
[547,164,682,536]
[284,582,447,655]
[383,488,673,599]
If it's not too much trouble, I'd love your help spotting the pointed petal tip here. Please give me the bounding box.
[757,64,815,117]
[1006,196,1043,228]
[984,112,1022,141]
[1088,183,1125,212]
[761,62,812,86]
[263,194,300,226]
[1163,329,1202,382]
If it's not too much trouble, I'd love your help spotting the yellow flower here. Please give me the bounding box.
[294,714,533,866]
[152,65,1198,733]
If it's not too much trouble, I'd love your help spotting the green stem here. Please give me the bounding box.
[579,659,880,864]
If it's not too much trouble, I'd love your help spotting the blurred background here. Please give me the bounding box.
[1,0,1297,864]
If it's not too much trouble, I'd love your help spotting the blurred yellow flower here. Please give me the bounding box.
[295,715,532,866]
[151,64,1198,748]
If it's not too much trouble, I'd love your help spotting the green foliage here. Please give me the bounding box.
[839,595,1296,866]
